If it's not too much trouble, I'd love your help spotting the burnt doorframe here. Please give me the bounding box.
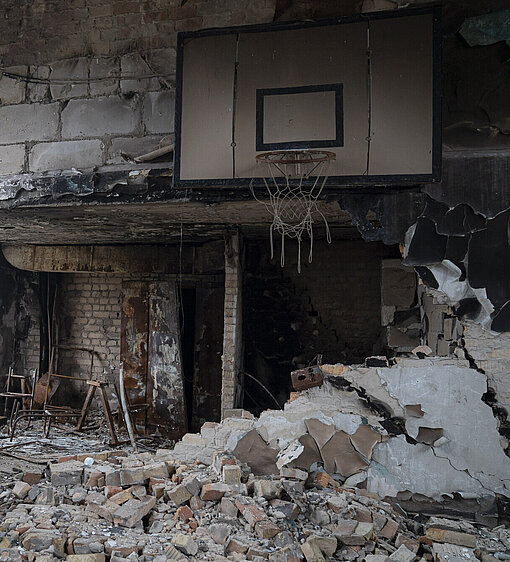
[121,276,224,437]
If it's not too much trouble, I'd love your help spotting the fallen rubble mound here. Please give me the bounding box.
[0,444,509,561]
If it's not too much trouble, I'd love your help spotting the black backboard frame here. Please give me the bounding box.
[174,6,442,188]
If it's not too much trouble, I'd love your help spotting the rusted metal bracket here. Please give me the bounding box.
[291,365,324,391]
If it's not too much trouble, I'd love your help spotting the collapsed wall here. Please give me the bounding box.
[171,356,510,517]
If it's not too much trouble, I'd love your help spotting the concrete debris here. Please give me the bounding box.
[0,442,509,562]
[0,357,509,561]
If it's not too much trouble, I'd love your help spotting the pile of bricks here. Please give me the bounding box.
[0,443,509,561]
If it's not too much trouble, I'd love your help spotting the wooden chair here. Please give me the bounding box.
[0,367,38,433]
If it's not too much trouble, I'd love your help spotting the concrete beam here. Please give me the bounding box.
[2,243,224,274]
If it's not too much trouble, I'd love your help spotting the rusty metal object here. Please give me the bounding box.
[121,282,150,430]
[291,365,324,391]
[147,282,187,439]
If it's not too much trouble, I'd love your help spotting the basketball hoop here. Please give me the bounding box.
[250,149,335,273]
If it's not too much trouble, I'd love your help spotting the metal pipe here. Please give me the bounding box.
[119,366,137,452]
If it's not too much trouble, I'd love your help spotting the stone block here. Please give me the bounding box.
[183,476,201,496]
[254,479,281,500]
[61,96,139,139]
[280,467,308,480]
[238,502,266,527]
[389,545,415,562]
[282,479,304,495]
[86,498,119,522]
[27,65,50,102]
[119,466,145,486]
[190,495,206,510]
[73,536,105,554]
[143,462,168,480]
[395,533,419,553]
[327,495,348,513]
[200,421,220,441]
[222,464,241,484]
[270,499,300,519]
[353,505,372,522]
[355,522,374,539]
[50,460,84,487]
[35,487,54,505]
[105,471,121,487]
[90,57,119,96]
[112,496,156,528]
[121,53,159,93]
[379,518,399,540]
[167,483,192,506]
[50,57,88,99]
[0,103,59,144]
[164,544,189,560]
[175,505,193,522]
[12,481,31,499]
[426,528,477,548]
[29,140,102,172]
[220,496,238,517]
[143,90,175,134]
[0,66,27,105]
[22,471,42,485]
[171,533,198,557]
[301,539,325,562]
[22,529,65,553]
[109,488,133,505]
[145,48,176,88]
[201,482,229,501]
[208,523,231,545]
[85,471,104,488]
[225,536,250,555]
[255,520,280,539]
[330,519,360,545]
[66,555,106,562]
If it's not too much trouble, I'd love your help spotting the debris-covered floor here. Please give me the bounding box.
[0,355,509,562]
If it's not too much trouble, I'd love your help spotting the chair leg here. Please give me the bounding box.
[99,386,119,445]
[77,384,96,431]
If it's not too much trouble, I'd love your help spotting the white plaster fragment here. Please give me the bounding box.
[368,362,510,499]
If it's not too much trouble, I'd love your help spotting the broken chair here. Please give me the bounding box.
[0,367,38,434]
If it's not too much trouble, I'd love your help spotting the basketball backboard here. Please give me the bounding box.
[174,7,441,187]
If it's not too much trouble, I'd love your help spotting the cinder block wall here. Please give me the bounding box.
[0,0,275,175]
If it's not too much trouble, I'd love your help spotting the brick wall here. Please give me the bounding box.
[57,273,122,405]
[221,232,243,414]
[0,1,275,66]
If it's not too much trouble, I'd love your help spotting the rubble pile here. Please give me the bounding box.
[0,439,509,562]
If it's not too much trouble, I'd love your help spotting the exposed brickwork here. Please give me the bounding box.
[58,274,122,401]
[0,1,275,66]
[221,233,243,413]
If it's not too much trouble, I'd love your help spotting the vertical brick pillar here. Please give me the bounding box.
[221,230,243,415]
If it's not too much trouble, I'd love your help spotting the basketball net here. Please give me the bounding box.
[250,150,334,273]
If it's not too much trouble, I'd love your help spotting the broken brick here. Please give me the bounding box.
[175,505,193,522]
[200,482,229,501]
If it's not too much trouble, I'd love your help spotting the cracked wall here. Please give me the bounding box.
[237,357,510,518]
